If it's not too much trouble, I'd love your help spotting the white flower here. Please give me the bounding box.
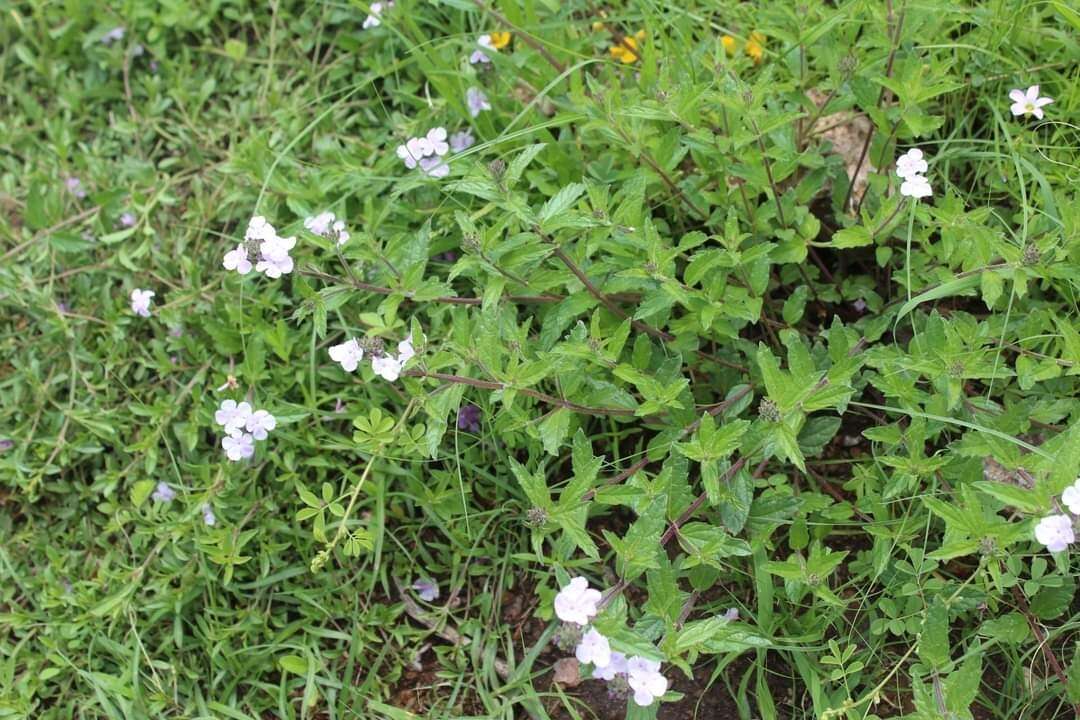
[397,335,416,364]
[722,607,740,621]
[222,432,255,462]
[1036,514,1075,552]
[256,235,296,278]
[426,127,450,156]
[1063,480,1080,515]
[332,220,350,246]
[245,409,277,440]
[470,35,494,64]
[152,482,176,503]
[304,211,336,236]
[245,215,276,243]
[1009,85,1053,120]
[202,503,217,526]
[626,656,668,707]
[371,353,405,382]
[102,26,125,44]
[362,1,392,29]
[130,288,155,317]
[450,130,475,153]
[593,651,627,681]
[223,244,253,275]
[466,87,491,117]
[419,156,450,178]
[553,576,602,626]
[412,578,439,601]
[575,628,612,668]
[329,338,364,372]
[900,174,932,200]
[215,399,254,436]
[895,148,928,179]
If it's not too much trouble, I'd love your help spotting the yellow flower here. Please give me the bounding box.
[489,31,511,50]
[721,35,737,56]
[609,30,645,64]
[745,31,765,64]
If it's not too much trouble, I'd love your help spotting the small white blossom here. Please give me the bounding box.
[466,87,491,117]
[626,656,668,707]
[102,26,125,44]
[223,244,253,275]
[304,211,336,236]
[450,130,474,153]
[152,482,176,503]
[1036,514,1074,552]
[245,410,277,440]
[553,576,602,626]
[130,288,154,317]
[895,148,928,179]
[1063,479,1080,515]
[593,651,628,681]
[215,399,253,437]
[332,220,350,245]
[222,432,256,462]
[202,503,217,526]
[256,235,296,278]
[329,338,364,372]
[722,607,740,621]
[245,215,276,243]
[371,353,405,381]
[362,1,392,29]
[426,127,450,156]
[397,335,416,364]
[470,34,495,64]
[575,628,612,668]
[419,156,450,179]
[1009,85,1053,120]
[900,174,932,200]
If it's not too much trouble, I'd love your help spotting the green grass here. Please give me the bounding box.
[2,1,1080,718]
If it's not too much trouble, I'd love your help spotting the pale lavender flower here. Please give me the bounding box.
[304,211,336,236]
[412,578,440,601]
[65,176,87,199]
[853,299,867,313]
[895,149,928,179]
[362,1,392,29]
[396,136,433,169]
[470,34,495,64]
[594,651,628,681]
[329,338,364,372]
[426,127,449,156]
[102,26,125,45]
[722,607,739,621]
[255,235,296,278]
[0,439,13,453]
[215,399,253,436]
[245,409,277,440]
[130,288,154,317]
[223,243,253,275]
[575,628,612,668]
[1036,514,1074,552]
[119,212,136,228]
[554,576,601,626]
[449,130,474,153]
[152,482,176,503]
[466,87,491,117]
[201,503,217,526]
[419,156,450,179]
[626,657,668,707]
[222,432,255,462]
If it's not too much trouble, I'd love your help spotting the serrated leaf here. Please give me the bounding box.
[918,598,950,669]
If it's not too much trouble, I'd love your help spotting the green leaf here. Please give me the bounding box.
[918,597,950,669]
[831,226,872,248]
[538,182,586,229]
[539,408,572,456]
[508,458,552,511]
[278,655,308,675]
[130,480,155,507]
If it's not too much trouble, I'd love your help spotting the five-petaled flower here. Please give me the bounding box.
[627,656,668,707]
[222,432,255,462]
[329,338,364,372]
[593,651,628,681]
[304,211,336,236]
[256,233,296,278]
[215,399,253,436]
[152,482,176,503]
[470,34,495,64]
[246,410,277,440]
[900,173,932,199]
[1035,514,1074,553]
[575,628,612,668]
[130,288,155,317]
[223,243,253,275]
[554,576,602,626]
[1009,85,1053,120]
[895,149,928,179]
[450,130,475,153]
[466,87,491,117]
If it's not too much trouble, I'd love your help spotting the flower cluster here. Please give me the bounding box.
[896,148,932,200]
[304,211,350,246]
[214,399,277,462]
[553,577,670,707]
[362,1,393,29]
[329,335,416,382]
[1035,480,1080,552]
[223,216,297,278]
[609,30,645,64]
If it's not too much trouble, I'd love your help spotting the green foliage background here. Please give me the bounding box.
[1,0,1079,718]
